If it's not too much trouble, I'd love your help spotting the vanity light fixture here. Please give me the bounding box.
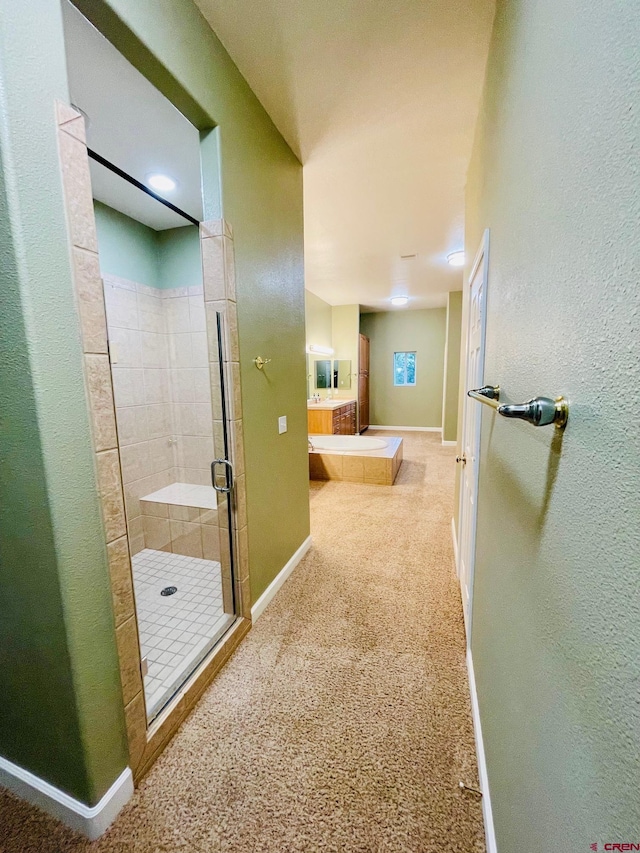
[447,251,465,267]
[306,344,334,355]
[390,296,409,306]
[146,173,177,192]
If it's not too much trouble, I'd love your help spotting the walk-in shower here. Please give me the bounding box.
[94,163,237,719]
[63,0,240,721]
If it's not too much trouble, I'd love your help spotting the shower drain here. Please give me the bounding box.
[160,586,178,596]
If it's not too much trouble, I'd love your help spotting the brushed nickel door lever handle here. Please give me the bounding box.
[467,385,569,428]
[498,396,569,428]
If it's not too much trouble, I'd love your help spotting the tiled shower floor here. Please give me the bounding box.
[132,548,233,720]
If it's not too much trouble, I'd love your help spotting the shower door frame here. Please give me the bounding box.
[55,101,252,784]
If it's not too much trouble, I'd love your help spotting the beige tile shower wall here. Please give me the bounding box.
[55,102,148,773]
[140,501,220,561]
[201,220,250,620]
[104,277,216,555]
[104,275,175,555]
[165,286,214,487]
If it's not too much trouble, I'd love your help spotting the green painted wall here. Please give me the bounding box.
[75,0,309,606]
[331,304,359,391]
[305,290,332,396]
[464,1,640,849]
[442,291,462,442]
[305,290,333,350]
[157,224,202,289]
[94,200,160,287]
[305,295,360,398]
[94,201,202,290]
[360,309,446,428]
[0,0,128,805]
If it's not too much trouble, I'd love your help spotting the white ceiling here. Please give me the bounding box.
[62,0,203,231]
[194,0,495,310]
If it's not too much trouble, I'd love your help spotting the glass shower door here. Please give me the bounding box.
[91,152,239,721]
[210,310,237,621]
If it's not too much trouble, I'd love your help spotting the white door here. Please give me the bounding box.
[457,230,490,642]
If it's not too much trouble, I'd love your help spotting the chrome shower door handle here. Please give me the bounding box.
[211,458,234,493]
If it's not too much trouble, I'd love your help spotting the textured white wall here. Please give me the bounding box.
[464,1,640,850]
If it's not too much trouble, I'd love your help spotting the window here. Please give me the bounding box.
[394,351,416,386]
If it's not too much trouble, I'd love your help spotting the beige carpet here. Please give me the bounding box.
[0,430,485,853]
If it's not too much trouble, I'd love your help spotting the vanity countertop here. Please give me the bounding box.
[307,398,356,411]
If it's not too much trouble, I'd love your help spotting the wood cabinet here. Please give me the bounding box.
[308,401,357,435]
[359,333,370,374]
[358,374,369,432]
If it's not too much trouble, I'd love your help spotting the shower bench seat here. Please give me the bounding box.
[138,482,220,561]
[141,482,217,510]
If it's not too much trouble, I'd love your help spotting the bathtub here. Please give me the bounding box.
[308,434,403,485]
[309,434,388,453]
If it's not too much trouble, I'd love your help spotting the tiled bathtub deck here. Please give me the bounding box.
[132,548,233,719]
[308,436,403,485]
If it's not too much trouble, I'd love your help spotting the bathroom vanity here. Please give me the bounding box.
[307,399,357,434]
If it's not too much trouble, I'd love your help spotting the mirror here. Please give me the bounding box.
[333,360,351,390]
[315,359,332,389]
[306,356,352,394]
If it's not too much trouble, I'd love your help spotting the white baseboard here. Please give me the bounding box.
[251,535,312,622]
[451,517,459,574]
[466,651,498,853]
[0,758,133,840]
[441,439,457,446]
[369,425,441,432]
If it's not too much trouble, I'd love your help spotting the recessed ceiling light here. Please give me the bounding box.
[390,296,409,306]
[447,251,465,267]
[146,173,177,192]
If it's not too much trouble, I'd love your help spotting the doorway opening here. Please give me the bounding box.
[62,0,239,723]
[456,229,490,641]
